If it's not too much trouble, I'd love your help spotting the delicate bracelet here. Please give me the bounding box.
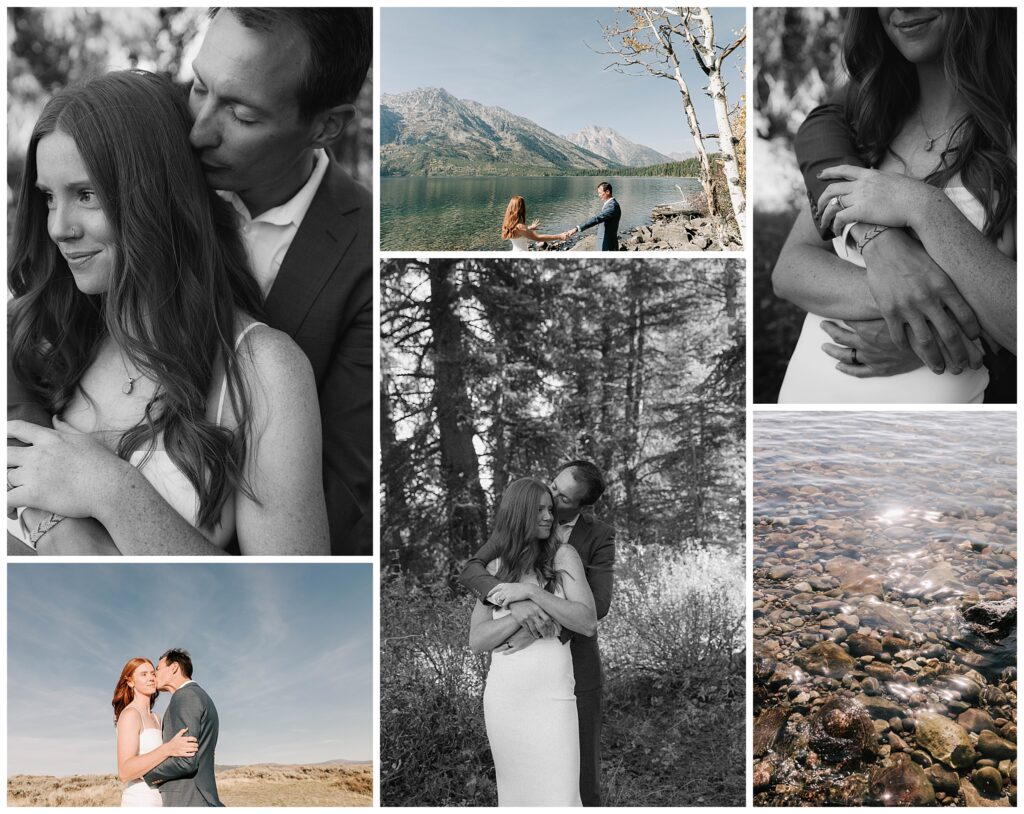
[855,224,890,253]
[28,512,66,548]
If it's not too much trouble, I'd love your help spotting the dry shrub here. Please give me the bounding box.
[602,541,744,695]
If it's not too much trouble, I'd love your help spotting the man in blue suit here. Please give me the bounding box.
[569,182,621,251]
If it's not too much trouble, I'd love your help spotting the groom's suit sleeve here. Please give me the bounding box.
[459,538,503,604]
[793,87,867,241]
[578,200,616,233]
[143,689,203,786]
[587,524,615,621]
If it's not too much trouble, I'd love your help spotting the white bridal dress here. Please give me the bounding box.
[483,571,581,807]
[778,177,1014,404]
[508,236,531,252]
[120,727,163,807]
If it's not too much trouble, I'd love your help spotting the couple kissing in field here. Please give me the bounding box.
[114,649,221,807]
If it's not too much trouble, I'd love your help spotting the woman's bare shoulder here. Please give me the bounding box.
[116,707,143,729]
[234,321,314,391]
[554,543,583,567]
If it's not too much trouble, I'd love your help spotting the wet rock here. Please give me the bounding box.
[807,695,878,768]
[961,598,1017,638]
[752,758,775,790]
[835,613,861,630]
[768,565,795,581]
[795,641,856,679]
[958,709,997,734]
[977,730,1017,760]
[915,712,976,768]
[754,707,788,757]
[973,767,1004,796]
[847,633,882,657]
[868,753,936,806]
[926,764,960,795]
[864,662,897,682]
[960,779,1010,807]
[855,693,905,720]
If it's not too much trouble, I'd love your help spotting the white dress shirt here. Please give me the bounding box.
[218,148,329,298]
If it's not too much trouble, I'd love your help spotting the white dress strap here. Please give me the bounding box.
[215,321,266,426]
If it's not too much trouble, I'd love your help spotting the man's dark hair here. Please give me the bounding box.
[210,8,372,118]
[160,648,194,679]
[597,181,613,195]
[559,460,606,507]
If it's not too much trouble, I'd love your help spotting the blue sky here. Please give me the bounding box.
[382,7,746,157]
[7,564,372,775]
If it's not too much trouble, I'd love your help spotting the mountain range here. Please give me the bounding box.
[381,87,672,176]
[561,124,674,168]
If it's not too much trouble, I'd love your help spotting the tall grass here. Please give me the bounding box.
[380,541,745,807]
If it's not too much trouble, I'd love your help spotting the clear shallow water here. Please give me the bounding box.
[753,412,1016,806]
[380,175,700,251]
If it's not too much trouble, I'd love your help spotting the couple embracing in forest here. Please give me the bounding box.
[460,460,615,807]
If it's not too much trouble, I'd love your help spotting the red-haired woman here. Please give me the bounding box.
[501,196,570,251]
[469,477,596,806]
[113,658,196,806]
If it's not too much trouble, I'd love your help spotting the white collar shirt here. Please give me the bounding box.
[218,148,329,299]
[556,514,580,544]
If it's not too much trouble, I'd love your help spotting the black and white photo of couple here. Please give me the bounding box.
[753,7,1016,404]
[501,183,622,252]
[6,7,372,554]
[7,563,373,807]
[381,258,746,807]
[116,650,221,807]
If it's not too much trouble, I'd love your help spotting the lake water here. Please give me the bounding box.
[753,412,1016,806]
[380,175,701,251]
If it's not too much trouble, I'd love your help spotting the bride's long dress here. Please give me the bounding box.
[778,167,1015,404]
[483,572,581,807]
[120,727,163,807]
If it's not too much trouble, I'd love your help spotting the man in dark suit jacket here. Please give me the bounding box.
[460,461,615,807]
[793,98,1013,401]
[570,182,621,251]
[8,9,373,554]
[145,649,222,807]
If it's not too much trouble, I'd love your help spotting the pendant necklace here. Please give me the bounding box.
[118,351,140,395]
[918,110,958,153]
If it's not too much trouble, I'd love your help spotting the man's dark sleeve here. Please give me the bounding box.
[793,90,867,240]
[578,201,617,232]
[459,537,504,603]
[586,526,615,621]
[321,272,373,555]
[8,331,49,554]
[143,693,201,785]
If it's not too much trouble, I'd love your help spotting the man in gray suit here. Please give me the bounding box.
[567,182,622,251]
[144,649,223,807]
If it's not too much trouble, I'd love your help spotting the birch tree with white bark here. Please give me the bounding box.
[599,7,746,242]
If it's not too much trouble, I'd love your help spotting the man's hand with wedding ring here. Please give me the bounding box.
[820,318,928,378]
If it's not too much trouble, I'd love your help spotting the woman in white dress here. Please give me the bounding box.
[6,70,328,553]
[501,196,571,251]
[773,8,1015,403]
[469,477,596,807]
[113,658,197,807]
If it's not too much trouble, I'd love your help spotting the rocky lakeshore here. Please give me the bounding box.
[536,198,742,252]
[754,414,1017,807]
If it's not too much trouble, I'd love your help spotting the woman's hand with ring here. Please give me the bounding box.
[816,165,933,234]
[488,582,535,607]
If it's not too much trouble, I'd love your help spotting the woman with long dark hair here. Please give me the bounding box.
[500,196,570,251]
[468,477,596,806]
[6,70,328,552]
[773,8,1015,403]
[112,657,196,807]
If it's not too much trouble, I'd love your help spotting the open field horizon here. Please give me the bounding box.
[8,763,373,807]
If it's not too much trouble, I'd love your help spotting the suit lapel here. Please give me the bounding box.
[263,160,361,336]
[567,514,594,562]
